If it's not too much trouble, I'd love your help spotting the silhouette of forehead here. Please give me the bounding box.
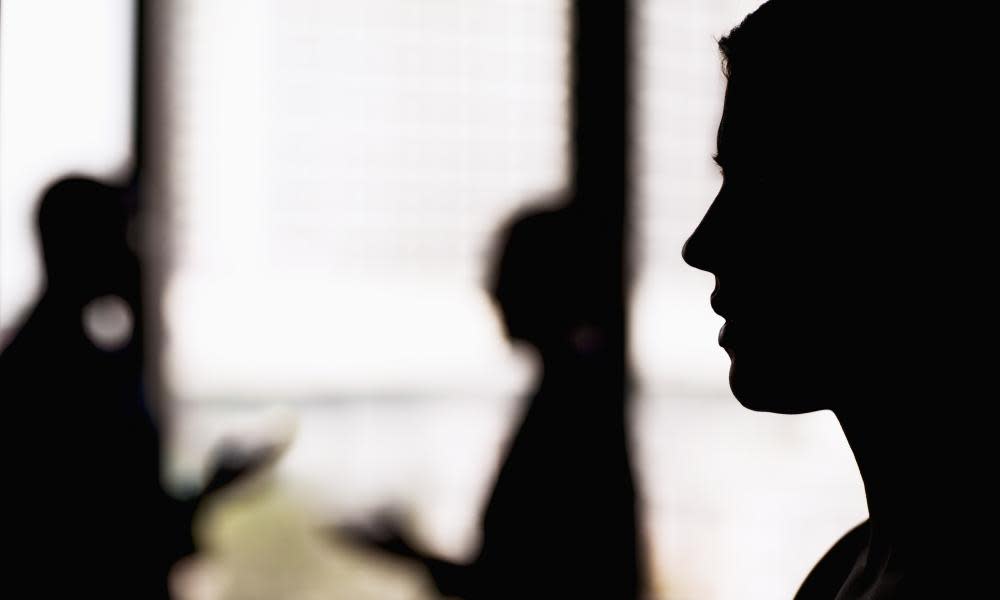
[713,87,740,171]
[714,5,875,153]
[714,80,791,174]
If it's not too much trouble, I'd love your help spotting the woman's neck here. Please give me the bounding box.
[834,407,918,596]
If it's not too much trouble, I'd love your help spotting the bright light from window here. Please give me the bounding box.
[0,0,133,334]
[160,0,568,402]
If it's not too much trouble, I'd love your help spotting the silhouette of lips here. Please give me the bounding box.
[718,322,730,347]
[711,302,727,320]
[710,285,728,320]
[710,288,733,348]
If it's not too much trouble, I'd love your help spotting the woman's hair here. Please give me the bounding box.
[715,2,899,199]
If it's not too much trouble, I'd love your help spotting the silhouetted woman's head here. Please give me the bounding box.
[682,2,911,413]
[682,3,982,593]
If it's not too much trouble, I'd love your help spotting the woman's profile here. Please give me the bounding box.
[682,2,977,597]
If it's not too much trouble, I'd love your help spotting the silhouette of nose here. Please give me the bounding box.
[681,236,699,270]
[683,185,728,274]
[682,221,715,274]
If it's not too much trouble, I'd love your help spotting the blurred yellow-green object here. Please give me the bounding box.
[172,474,439,600]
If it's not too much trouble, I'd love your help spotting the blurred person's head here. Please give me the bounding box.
[37,177,137,303]
[681,1,920,414]
[488,205,608,357]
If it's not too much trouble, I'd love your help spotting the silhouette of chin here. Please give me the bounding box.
[727,356,828,415]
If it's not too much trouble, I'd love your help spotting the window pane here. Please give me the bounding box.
[156,0,569,558]
[0,0,134,333]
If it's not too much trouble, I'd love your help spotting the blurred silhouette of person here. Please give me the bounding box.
[682,2,979,598]
[0,177,272,597]
[0,177,173,597]
[352,204,640,599]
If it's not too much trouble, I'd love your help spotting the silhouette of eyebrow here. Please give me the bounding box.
[712,153,725,172]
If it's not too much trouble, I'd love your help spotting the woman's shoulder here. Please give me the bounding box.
[794,520,870,600]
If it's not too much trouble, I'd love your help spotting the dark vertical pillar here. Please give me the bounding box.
[134,0,169,434]
[570,0,632,407]
[133,0,157,424]
[569,1,641,595]
[133,0,145,177]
